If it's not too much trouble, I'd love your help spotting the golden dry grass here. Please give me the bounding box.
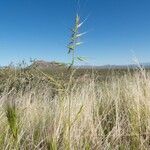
[0,69,150,149]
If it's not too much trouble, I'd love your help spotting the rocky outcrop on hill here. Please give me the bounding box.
[30,60,66,70]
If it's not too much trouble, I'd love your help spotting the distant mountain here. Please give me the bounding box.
[1,60,150,70]
[141,63,150,68]
[77,63,150,69]
[30,60,66,70]
[29,60,150,70]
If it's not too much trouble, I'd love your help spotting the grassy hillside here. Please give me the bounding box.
[0,65,150,149]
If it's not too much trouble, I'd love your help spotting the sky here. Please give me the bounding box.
[0,0,150,66]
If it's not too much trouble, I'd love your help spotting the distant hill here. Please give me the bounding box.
[30,60,67,70]
[1,60,150,70]
[77,63,150,69]
[29,60,150,70]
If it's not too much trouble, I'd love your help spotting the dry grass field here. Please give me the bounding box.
[0,66,150,149]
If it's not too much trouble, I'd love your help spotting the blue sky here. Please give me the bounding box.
[0,0,150,66]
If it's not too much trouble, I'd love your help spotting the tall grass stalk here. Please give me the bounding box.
[67,12,86,148]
